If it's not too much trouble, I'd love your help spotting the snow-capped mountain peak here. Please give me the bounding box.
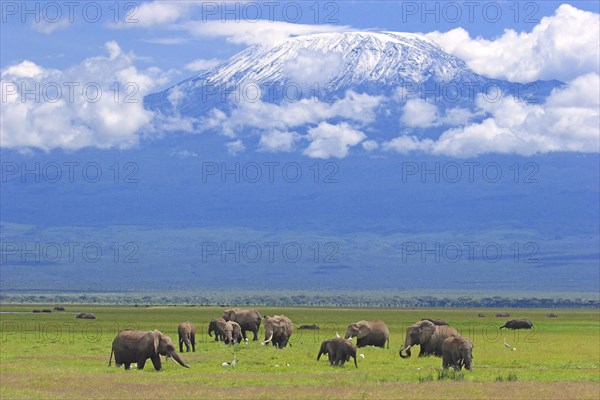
[179,31,476,90]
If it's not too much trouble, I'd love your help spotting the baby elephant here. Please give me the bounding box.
[224,321,243,344]
[442,336,473,371]
[317,338,358,368]
[500,319,534,329]
[178,321,196,352]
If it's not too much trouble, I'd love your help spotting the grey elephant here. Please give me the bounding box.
[344,320,389,348]
[208,318,227,342]
[108,330,190,370]
[496,312,510,317]
[399,320,459,358]
[442,336,473,371]
[224,321,243,344]
[223,308,262,341]
[317,338,357,367]
[177,322,196,352]
[500,319,534,329]
[262,315,293,348]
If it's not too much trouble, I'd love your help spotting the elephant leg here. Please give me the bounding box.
[124,363,131,370]
[191,338,196,352]
[137,358,147,370]
[253,328,258,341]
[179,339,184,353]
[151,356,162,371]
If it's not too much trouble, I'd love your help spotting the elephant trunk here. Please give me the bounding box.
[343,328,353,340]
[352,353,358,368]
[168,351,190,368]
[317,349,323,361]
[399,344,412,359]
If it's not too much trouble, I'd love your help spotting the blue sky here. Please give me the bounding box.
[2,1,599,82]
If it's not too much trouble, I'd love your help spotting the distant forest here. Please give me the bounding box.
[1,293,598,308]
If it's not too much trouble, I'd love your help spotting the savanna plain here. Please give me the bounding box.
[0,305,598,399]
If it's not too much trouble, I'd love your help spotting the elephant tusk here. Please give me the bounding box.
[262,333,273,344]
[402,345,411,352]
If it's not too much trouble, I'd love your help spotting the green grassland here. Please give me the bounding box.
[0,305,598,399]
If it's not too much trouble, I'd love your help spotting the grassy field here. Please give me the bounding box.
[0,305,598,399]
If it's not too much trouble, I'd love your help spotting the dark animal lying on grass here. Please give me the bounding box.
[495,312,510,317]
[42,309,52,313]
[500,319,533,329]
[421,318,448,326]
[299,324,320,330]
[547,313,558,318]
[76,312,96,319]
[54,306,65,311]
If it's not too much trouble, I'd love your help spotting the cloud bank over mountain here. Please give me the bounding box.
[1,5,598,157]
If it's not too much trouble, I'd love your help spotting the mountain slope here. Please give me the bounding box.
[145,31,501,115]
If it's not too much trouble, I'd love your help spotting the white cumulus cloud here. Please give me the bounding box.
[426,4,600,82]
[304,122,366,159]
[1,42,171,151]
[385,73,600,157]
[185,58,223,72]
[259,130,299,152]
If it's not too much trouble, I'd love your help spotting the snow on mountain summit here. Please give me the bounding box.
[179,31,478,91]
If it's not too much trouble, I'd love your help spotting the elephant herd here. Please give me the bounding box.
[108,309,535,372]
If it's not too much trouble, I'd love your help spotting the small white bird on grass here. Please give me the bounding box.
[359,354,365,359]
[503,338,516,351]
[222,356,238,367]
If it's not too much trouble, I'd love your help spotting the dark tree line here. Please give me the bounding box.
[1,293,598,308]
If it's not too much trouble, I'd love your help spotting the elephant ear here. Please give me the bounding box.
[153,331,160,355]
[419,320,436,343]
[357,322,372,339]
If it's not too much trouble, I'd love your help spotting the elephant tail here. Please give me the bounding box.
[108,348,113,367]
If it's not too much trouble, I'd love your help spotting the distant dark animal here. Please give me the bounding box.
[345,320,389,348]
[547,313,558,318]
[317,338,357,368]
[108,330,189,371]
[208,318,227,341]
[222,308,262,341]
[76,312,96,319]
[177,322,196,352]
[32,310,41,313]
[495,312,510,317]
[421,318,448,326]
[442,336,473,371]
[42,309,52,313]
[299,324,320,330]
[500,319,534,330]
[54,306,65,311]
[478,313,486,317]
[400,320,459,359]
